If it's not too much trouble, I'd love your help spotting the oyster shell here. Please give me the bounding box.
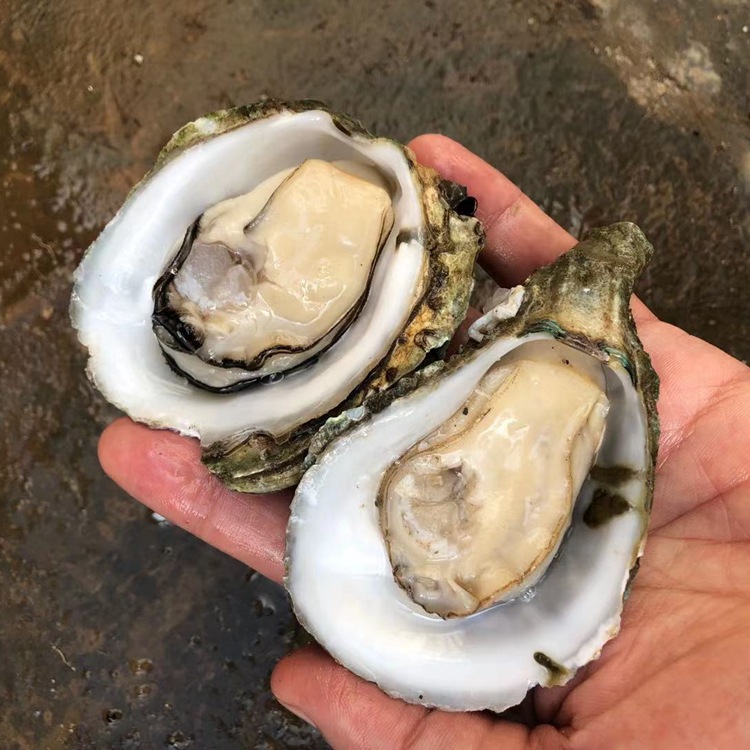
[287,223,659,711]
[71,100,483,492]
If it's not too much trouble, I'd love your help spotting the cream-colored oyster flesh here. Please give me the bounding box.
[167,159,394,365]
[381,357,609,618]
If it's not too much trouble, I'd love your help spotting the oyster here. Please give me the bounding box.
[71,100,483,492]
[286,223,659,712]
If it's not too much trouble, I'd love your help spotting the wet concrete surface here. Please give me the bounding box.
[1,1,748,748]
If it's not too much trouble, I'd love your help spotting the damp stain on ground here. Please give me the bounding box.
[1,1,749,748]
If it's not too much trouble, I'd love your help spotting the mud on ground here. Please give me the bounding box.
[1,1,748,748]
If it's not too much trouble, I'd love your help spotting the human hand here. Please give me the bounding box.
[98,135,750,749]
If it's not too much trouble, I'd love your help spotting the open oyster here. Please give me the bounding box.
[286,223,659,712]
[71,100,482,492]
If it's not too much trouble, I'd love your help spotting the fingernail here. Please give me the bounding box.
[278,700,317,729]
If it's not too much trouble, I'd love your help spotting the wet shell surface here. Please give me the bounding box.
[71,100,483,492]
[286,223,659,712]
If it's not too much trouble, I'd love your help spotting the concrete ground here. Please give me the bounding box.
[1,0,748,748]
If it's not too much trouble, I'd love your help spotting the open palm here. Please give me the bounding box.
[98,136,750,749]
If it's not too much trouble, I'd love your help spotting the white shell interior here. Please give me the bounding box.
[287,336,649,712]
[71,110,426,446]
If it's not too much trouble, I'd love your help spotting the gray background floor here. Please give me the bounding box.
[1,1,748,748]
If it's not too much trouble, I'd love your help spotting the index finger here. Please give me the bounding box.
[98,418,289,583]
[409,134,656,324]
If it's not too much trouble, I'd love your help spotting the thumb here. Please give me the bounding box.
[271,646,554,750]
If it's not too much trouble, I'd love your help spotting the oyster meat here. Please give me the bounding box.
[71,100,483,492]
[287,223,659,712]
[381,355,610,618]
[153,159,396,388]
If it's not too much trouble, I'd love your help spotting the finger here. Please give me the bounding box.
[409,134,656,324]
[271,646,561,750]
[634,320,750,531]
[447,306,481,355]
[98,417,289,583]
[411,134,572,285]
